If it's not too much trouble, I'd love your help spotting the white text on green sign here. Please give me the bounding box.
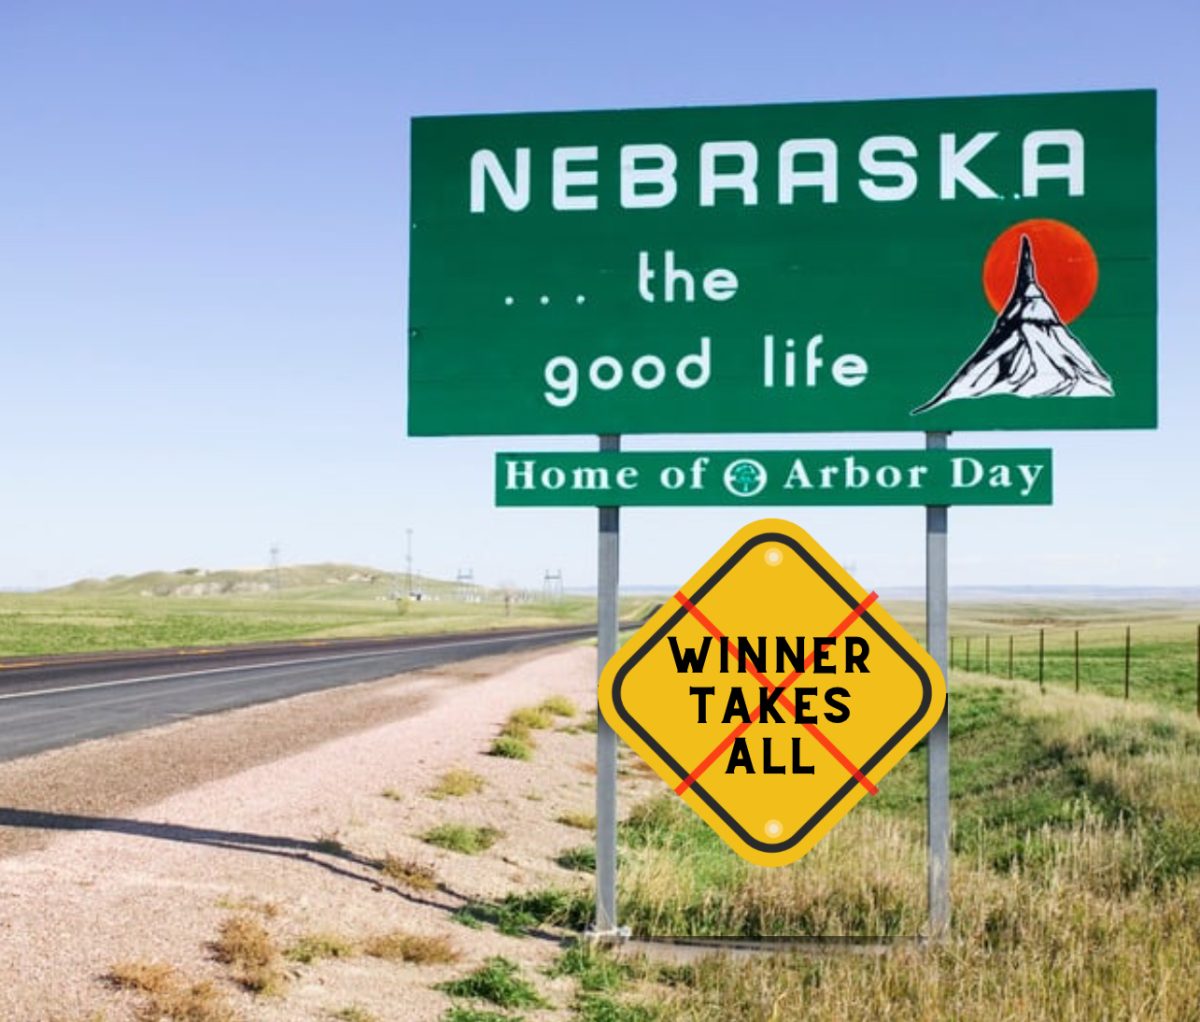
[495,450,1052,506]
[410,90,1155,436]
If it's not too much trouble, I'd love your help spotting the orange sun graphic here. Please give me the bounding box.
[982,218,1099,324]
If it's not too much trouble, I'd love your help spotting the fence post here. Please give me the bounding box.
[1038,629,1045,694]
[1124,626,1131,700]
[1195,623,1199,720]
[984,634,990,674]
[950,635,955,670]
[1008,634,1013,680]
[965,636,971,672]
[1074,629,1080,693]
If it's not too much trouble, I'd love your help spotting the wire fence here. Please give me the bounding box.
[950,623,1200,717]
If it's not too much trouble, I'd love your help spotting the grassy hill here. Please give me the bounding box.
[0,564,660,658]
[53,563,453,601]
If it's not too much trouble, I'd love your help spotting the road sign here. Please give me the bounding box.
[409,89,1156,436]
[496,448,1052,506]
[598,519,946,867]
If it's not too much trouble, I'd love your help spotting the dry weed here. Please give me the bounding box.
[362,930,460,964]
[211,914,285,995]
[106,961,238,1022]
[378,854,439,890]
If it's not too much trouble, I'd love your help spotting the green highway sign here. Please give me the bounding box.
[409,89,1156,437]
[495,449,1052,507]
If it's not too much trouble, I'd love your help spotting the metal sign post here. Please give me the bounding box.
[925,431,951,938]
[594,433,622,936]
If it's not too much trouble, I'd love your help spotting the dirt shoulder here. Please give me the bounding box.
[0,647,542,859]
[0,643,649,1021]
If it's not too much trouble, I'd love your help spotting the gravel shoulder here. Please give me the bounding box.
[0,643,648,1021]
[0,647,537,859]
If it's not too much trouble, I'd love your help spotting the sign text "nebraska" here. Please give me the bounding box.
[470,131,1084,212]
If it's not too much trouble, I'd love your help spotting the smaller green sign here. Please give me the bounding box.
[496,449,1052,507]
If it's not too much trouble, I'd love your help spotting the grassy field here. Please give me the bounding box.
[0,564,659,657]
[42,596,1200,1019]
[941,602,1200,713]
[477,673,1200,1020]
[438,601,1200,1021]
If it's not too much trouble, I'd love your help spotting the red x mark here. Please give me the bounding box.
[672,589,880,797]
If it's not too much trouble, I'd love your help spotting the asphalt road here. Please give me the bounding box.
[0,625,596,763]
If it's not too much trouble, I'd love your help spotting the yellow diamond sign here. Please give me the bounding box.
[599,519,946,868]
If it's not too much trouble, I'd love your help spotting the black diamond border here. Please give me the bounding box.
[611,530,934,854]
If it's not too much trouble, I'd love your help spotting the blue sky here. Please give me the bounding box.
[1,1,1196,592]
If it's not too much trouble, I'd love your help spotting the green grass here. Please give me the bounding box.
[488,736,533,761]
[507,706,554,731]
[549,943,630,992]
[514,673,1200,944]
[441,1008,522,1022]
[313,831,346,855]
[506,670,1200,1020]
[574,996,657,1022]
[422,823,503,855]
[437,957,547,1010]
[499,721,532,744]
[867,684,1144,876]
[419,610,1200,1019]
[556,845,597,873]
[549,944,658,1022]
[0,563,654,657]
[490,698,602,767]
[453,889,587,937]
[539,695,577,718]
[941,604,1200,713]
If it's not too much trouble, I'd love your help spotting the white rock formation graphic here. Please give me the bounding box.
[914,236,1113,414]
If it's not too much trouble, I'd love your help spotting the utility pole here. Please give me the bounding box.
[456,568,474,602]
[269,544,282,595]
[543,568,564,602]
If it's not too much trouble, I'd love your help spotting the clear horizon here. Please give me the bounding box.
[9,565,1200,603]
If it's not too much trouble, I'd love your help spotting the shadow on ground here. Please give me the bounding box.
[0,807,465,912]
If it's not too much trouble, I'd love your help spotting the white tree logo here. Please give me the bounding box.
[723,459,768,498]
